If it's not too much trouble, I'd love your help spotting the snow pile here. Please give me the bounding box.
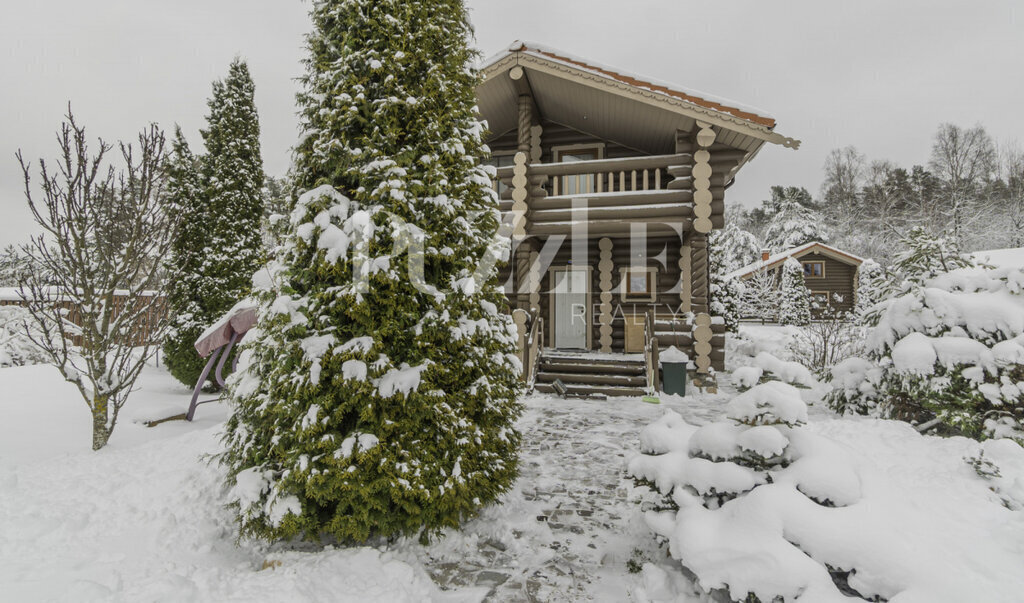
[0,305,48,367]
[829,262,1024,441]
[628,381,1024,602]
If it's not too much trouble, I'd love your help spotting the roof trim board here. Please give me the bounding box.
[480,42,800,150]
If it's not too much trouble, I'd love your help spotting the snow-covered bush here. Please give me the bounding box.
[628,385,1024,602]
[0,305,49,367]
[789,302,863,374]
[826,228,1024,442]
[777,257,811,326]
[739,269,778,322]
[738,351,816,389]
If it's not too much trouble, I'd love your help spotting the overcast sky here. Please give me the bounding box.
[2,0,1022,248]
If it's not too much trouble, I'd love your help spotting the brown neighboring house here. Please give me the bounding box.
[727,242,864,315]
[478,41,799,393]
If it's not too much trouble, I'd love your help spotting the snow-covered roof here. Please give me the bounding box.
[480,40,779,130]
[727,242,865,280]
[971,247,1024,269]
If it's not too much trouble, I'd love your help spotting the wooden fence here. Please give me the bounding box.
[0,289,167,346]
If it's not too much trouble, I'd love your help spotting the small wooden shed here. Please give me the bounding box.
[727,242,864,314]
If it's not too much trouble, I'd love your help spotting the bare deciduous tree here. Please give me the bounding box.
[929,123,997,245]
[17,109,177,450]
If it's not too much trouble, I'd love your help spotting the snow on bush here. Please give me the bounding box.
[628,380,1024,602]
[827,231,1024,442]
[0,304,49,367]
[750,351,816,388]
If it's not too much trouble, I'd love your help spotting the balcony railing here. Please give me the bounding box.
[493,153,690,198]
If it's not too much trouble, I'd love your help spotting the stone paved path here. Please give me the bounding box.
[416,391,733,601]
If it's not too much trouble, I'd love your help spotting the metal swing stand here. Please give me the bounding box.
[185,301,257,421]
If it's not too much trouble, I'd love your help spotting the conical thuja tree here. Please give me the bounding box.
[222,0,524,542]
[162,127,211,386]
[162,60,265,388]
[200,58,265,326]
[778,257,812,326]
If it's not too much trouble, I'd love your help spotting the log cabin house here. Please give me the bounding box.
[477,42,800,396]
[728,242,865,316]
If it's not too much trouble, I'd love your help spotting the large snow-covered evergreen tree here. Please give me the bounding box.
[777,258,812,326]
[222,0,524,543]
[162,60,265,388]
[710,221,761,273]
[763,188,827,251]
[199,58,265,328]
[162,128,211,386]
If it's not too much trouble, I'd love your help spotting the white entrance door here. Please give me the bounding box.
[552,269,588,349]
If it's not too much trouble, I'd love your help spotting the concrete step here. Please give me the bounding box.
[538,357,645,376]
[535,371,646,387]
[534,382,647,399]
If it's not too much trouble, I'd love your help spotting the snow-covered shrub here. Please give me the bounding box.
[0,305,49,367]
[826,228,1024,442]
[739,269,778,322]
[629,382,1024,601]
[789,302,863,374]
[777,257,811,326]
[629,382,859,601]
[750,351,816,388]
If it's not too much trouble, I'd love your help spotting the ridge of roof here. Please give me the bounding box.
[727,242,865,280]
[481,40,777,129]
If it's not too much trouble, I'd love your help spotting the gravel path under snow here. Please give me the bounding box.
[417,390,738,601]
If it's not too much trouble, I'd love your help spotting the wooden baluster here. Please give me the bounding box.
[655,169,661,189]
[596,171,603,193]
[619,171,625,191]
[643,169,649,191]
[631,170,637,191]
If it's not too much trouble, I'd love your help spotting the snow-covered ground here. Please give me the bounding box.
[2,327,1023,602]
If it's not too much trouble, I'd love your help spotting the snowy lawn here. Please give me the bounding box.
[2,339,1023,602]
[0,361,473,603]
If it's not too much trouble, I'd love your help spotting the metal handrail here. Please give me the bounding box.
[524,307,542,385]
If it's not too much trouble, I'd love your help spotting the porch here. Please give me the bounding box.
[513,308,723,397]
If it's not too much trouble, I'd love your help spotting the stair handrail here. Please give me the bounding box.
[643,307,659,393]
[524,307,542,385]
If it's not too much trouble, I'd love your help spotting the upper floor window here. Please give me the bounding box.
[802,261,824,278]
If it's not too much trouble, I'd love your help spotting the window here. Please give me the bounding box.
[554,145,603,196]
[620,267,657,302]
[802,261,825,278]
[811,291,830,310]
[482,153,515,196]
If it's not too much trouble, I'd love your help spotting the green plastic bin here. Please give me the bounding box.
[661,361,687,396]
[659,346,690,396]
